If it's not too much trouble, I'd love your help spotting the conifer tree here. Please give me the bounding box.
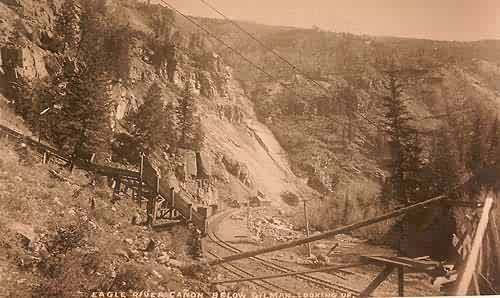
[381,70,424,204]
[428,128,460,196]
[51,64,112,158]
[55,0,81,54]
[130,83,166,155]
[486,117,499,167]
[163,101,179,150]
[467,112,484,174]
[177,84,197,149]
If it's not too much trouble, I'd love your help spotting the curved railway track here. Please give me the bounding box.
[206,210,361,296]
[206,248,294,294]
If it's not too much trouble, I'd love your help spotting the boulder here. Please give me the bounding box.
[221,155,254,187]
[1,45,48,80]
[168,259,186,268]
[196,151,212,178]
[157,253,170,265]
[8,222,38,248]
[182,149,197,178]
[198,70,217,98]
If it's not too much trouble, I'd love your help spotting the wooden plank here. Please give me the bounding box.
[455,196,494,295]
[359,265,395,297]
[209,195,446,266]
[361,256,414,268]
[489,213,500,274]
[192,211,207,234]
[472,274,480,295]
[392,256,439,271]
[398,266,404,297]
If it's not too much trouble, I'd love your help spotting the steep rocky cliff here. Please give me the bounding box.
[2,0,500,230]
[0,0,315,211]
[198,19,500,226]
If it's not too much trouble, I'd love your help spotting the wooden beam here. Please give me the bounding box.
[488,212,500,275]
[211,263,366,285]
[455,196,494,295]
[398,266,404,297]
[359,265,395,297]
[209,195,446,266]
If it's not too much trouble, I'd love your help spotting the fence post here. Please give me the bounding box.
[455,196,494,295]
[170,187,175,209]
[146,175,160,227]
[187,204,193,221]
[138,153,144,207]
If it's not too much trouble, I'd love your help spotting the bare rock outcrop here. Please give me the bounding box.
[221,155,254,187]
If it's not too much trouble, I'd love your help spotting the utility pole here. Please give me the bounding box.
[303,199,312,257]
[38,107,51,143]
[247,196,251,230]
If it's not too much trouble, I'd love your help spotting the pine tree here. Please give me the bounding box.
[192,116,205,151]
[177,84,197,149]
[163,101,179,150]
[55,0,81,54]
[401,131,425,202]
[381,70,424,204]
[130,83,166,155]
[467,112,484,174]
[428,128,460,196]
[486,117,499,167]
[51,64,112,159]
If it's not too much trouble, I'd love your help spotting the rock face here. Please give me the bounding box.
[196,151,212,178]
[221,155,254,187]
[0,0,311,210]
[1,46,48,80]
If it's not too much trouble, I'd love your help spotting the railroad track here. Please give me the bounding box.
[206,211,361,296]
[206,247,294,294]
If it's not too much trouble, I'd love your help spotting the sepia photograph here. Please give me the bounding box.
[0,0,499,297]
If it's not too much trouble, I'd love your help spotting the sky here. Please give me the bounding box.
[154,0,500,41]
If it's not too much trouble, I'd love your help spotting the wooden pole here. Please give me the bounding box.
[170,187,175,208]
[488,211,500,275]
[209,195,446,266]
[455,196,494,296]
[138,154,144,208]
[247,196,251,229]
[359,266,395,297]
[188,204,193,221]
[303,200,312,257]
[398,266,404,297]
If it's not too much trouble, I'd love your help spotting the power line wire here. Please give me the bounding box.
[155,0,348,128]
[195,0,383,130]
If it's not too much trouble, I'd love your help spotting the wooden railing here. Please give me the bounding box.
[454,196,495,295]
[0,124,208,234]
[141,158,208,234]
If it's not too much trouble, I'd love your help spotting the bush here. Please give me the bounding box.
[108,264,148,292]
[281,191,300,207]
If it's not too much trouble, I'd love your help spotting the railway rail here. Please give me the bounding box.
[206,211,361,296]
[207,247,294,294]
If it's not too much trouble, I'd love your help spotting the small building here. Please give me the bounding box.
[249,191,271,207]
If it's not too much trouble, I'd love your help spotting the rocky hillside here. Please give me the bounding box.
[2,0,500,232]
[0,0,316,214]
[193,18,500,226]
